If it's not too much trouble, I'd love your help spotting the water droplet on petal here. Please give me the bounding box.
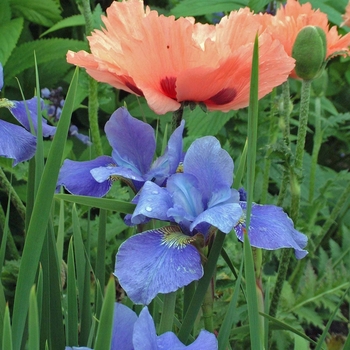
[145,206,152,212]
[151,190,159,195]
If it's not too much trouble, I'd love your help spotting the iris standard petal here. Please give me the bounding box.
[190,202,242,235]
[235,202,308,259]
[132,307,158,349]
[115,226,203,305]
[183,136,234,203]
[0,120,36,165]
[158,329,218,350]
[130,181,173,225]
[166,173,204,219]
[57,156,114,197]
[10,97,56,137]
[148,119,185,183]
[105,107,155,175]
[112,303,137,350]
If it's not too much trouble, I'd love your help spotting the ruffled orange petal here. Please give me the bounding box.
[341,1,350,27]
[67,0,294,114]
[262,0,350,79]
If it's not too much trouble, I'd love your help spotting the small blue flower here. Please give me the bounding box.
[115,136,243,304]
[0,64,56,165]
[57,107,185,196]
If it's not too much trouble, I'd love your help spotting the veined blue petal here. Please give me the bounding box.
[131,181,172,225]
[183,136,233,203]
[147,119,185,185]
[235,202,308,259]
[0,120,36,165]
[106,107,155,175]
[90,165,145,183]
[57,156,114,197]
[133,308,218,350]
[115,226,203,305]
[190,202,242,235]
[112,303,137,350]
[132,307,158,349]
[167,173,204,218]
[10,97,56,137]
[157,330,218,350]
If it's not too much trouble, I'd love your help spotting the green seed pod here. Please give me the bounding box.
[292,26,327,81]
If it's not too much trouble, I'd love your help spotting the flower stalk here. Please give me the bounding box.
[159,291,177,334]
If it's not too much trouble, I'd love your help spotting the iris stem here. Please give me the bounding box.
[81,0,103,156]
[178,231,225,344]
[202,278,214,333]
[159,291,177,334]
[183,282,196,320]
[0,167,26,222]
[308,96,323,203]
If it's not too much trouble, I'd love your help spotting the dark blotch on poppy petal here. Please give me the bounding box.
[207,88,237,105]
[125,80,144,96]
[160,76,177,100]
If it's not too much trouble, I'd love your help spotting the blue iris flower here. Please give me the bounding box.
[115,136,243,305]
[57,107,185,196]
[0,64,56,165]
[65,304,217,350]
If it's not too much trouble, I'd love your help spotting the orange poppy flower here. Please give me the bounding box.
[260,0,350,79]
[67,0,294,115]
[341,1,350,27]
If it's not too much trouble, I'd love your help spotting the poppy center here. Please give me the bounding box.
[160,76,177,100]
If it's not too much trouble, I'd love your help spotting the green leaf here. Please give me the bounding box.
[248,0,270,12]
[9,0,62,27]
[2,305,13,350]
[185,109,234,137]
[55,194,136,214]
[40,15,85,37]
[0,18,23,66]
[0,0,11,23]
[170,0,246,17]
[11,69,78,350]
[94,276,115,350]
[4,39,87,85]
[28,286,40,350]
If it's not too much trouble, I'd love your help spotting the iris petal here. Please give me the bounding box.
[235,202,308,259]
[190,202,242,235]
[10,97,56,137]
[131,181,173,225]
[57,156,114,197]
[0,120,36,165]
[115,226,203,305]
[184,136,233,203]
[112,303,137,350]
[105,107,155,175]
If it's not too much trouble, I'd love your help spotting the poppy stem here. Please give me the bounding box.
[81,0,103,156]
[269,79,312,323]
[172,103,184,131]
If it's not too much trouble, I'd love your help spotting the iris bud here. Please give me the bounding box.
[292,26,327,81]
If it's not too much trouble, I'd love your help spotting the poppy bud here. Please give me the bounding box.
[292,26,327,81]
